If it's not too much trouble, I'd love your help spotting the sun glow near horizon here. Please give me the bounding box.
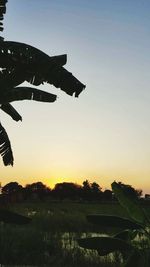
[0,1,150,195]
[0,162,149,194]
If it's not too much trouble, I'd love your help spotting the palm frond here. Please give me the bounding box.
[0,41,86,97]
[1,103,22,121]
[0,122,13,166]
[0,86,57,103]
[0,0,7,32]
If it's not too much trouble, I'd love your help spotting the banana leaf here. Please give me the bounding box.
[1,103,22,121]
[0,2,86,168]
[1,86,57,103]
[87,215,143,229]
[111,182,148,225]
[113,229,139,242]
[0,0,7,33]
[0,67,28,88]
[0,209,31,224]
[0,122,13,165]
[0,41,86,97]
[78,236,132,256]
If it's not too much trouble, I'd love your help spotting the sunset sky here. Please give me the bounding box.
[1,0,150,193]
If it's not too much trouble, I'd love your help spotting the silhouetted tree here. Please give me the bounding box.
[82,180,91,200]
[0,1,85,166]
[25,182,50,200]
[91,182,102,200]
[91,182,101,193]
[82,180,91,191]
[103,189,112,201]
[53,182,81,200]
[136,189,143,198]
[81,180,102,201]
[2,182,22,195]
[2,181,23,203]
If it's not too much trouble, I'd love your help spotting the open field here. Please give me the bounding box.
[1,201,150,266]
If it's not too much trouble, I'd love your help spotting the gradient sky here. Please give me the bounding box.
[1,0,150,193]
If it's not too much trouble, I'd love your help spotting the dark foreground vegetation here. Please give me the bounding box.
[0,180,150,267]
[0,196,150,266]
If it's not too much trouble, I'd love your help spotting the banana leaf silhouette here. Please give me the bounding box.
[0,0,85,166]
[0,0,7,35]
[0,209,31,224]
[0,122,13,165]
[0,41,85,97]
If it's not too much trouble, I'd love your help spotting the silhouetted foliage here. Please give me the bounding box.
[103,189,113,201]
[78,182,149,266]
[91,182,103,200]
[82,180,91,200]
[91,182,102,193]
[0,179,143,203]
[0,208,31,224]
[118,182,142,200]
[0,1,85,166]
[2,181,22,195]
[52,182,81,200]
[25,182,50,200]
[81,180,102,201]
[1,181,23,203]
[0,0,7,35]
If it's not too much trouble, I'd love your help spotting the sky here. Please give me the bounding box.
[1,0,150,193]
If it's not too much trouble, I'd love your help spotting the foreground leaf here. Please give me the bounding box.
[0,209,31,224]
[111,182,147,225]
[0,41,86,97]
[114,229,139,242]
[78,236,132,256]
[1,86,57,103]
[87,215,143,230]
[0,122,13,165]
[0,0,7,34]
[1,103,22,121]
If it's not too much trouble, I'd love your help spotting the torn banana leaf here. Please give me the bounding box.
[87,215,143,230]
[1,103,22,121]
[0,209,31,224]
[78,236,132,256]
[0,41,86,97]
[0,122,13,165]
[0,0,7,33]
[112,182,148,225]
[0,86,57,103]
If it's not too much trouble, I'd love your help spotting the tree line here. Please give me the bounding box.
[0,180,142,203]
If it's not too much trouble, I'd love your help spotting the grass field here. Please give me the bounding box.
[1,200,150,266]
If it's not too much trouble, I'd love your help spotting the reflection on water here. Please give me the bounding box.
[25,209,120,261]
[27,210,37,216]
[42,231,116,263]
[1,208,139,266]
[61,232,108,250]
[27,210,54,216]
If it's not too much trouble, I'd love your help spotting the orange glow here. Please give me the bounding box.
[0,164,149,194]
